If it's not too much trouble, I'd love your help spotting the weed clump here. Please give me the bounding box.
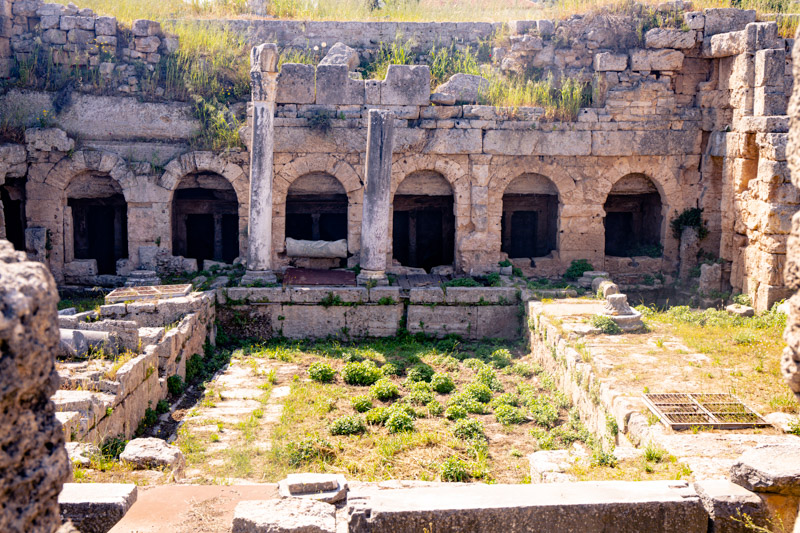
[431,372,456,394]
[286,436,335,466]
[351,395,373,413]
[406,363,435,383]
[308,361,336,383]
[329,415,367,436]
[591,315,623,335]
[407,381,435,405]
[564,259,593,280]
[475,366,504,392]
[445,404,468,420]
[342,360,382,386]
[464,382,493,404]
[371,378,400,401]
[495,404,526,425]
[167,374,184,396]
[386,409,415,433]
[440,456,470,482]
[452,418,485,441]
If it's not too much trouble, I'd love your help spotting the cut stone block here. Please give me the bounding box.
[277,63,316,104]
[316,64,365,105]
[59,483,137,533]
[380,65,430,106]
[278,473,348,503]
[594,52,628,72]
[694,480,767,533]
[730,444,800,495]
[318,42,359,70]
[120,438,185,476]
[232,498,336,533]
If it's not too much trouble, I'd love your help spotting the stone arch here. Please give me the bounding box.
[390,155,469,269]
[273,154,363,257]
[601,172,666,258]
[501,173,560,259]
[44,150,137,274]
[159,151,249,261]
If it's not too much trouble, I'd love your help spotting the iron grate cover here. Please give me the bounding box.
[643,393,769,430]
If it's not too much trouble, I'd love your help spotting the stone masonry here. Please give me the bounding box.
[0,240,70,533]
[0,2,798,310]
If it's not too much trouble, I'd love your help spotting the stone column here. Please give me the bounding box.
[242,43,279,286]
[357,109,395,286]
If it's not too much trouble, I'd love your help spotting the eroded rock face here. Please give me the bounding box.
[120,438,185,475]
[0,240,70,533]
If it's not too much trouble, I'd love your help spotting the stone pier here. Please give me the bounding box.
[241,43,280,286]
[357,110,395,286]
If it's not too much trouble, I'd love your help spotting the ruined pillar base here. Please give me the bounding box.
[241,269,277,286]
[357,269,389,286]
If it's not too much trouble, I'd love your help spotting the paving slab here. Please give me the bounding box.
[60,483,137,533]
[109,485,278,533]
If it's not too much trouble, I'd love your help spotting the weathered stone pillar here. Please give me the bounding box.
[357,109,395,286]
[242,43,279,286]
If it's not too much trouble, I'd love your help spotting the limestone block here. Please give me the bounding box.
[131,19,161,37]
[25,127,74,152]
[745,22,778,52]
[593,52,627,72]
[756,133,787,161]
[345,305,403,337]
[511,34,543,52]
[483,130,591,156]
[529,450,574,483]
[726,303,755,317]
[279,473,348,504]
[316,64,365,105]
[407,305,477,338]
[368,286,401,303]
[276,63,315,104]
[755,49,785,88]
[318,42,359,70]
[75,16,94,30]
[279,306,347,339]
[630,49,684,71]
[120,438,185,475]
[380,65,430,106]
[434,73,489,104]
[95,16,116,36]
[285,238,348,258]
[43,29,67,44]
[365,79,381,105]
[704,8,756,37]
[135,36,160,54]
[60,15,78,30]
[444,287,518,304]
[730,444,800,495]
[476,305,521,340]
[409,287,445,304]
[59,483,137,533]
[708,31,746,57]
[684,11,705,31]
[232,499,336,533]
[754,87,787,116]
[288,287,366,304]
[591,130,701,156]
[645,28,697,49]
[694,480,767,533]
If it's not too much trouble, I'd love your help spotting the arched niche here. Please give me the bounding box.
[66,172,128,274]
[501,173,559,259]
[172,171,239,267]
[286,172,348,243]
[393,170,455,271]
[1,178,26,251]
[603,173,663,257]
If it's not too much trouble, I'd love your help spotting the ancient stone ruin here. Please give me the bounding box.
[4,0,800,531]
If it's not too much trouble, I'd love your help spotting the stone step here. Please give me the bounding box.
[59,483,138,533]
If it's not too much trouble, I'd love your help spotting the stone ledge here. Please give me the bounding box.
[59,483,137,533]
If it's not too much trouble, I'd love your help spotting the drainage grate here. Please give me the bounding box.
[643,393,769,430]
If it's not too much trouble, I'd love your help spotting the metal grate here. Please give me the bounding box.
[643,393,769,430]
[105,284,192,304]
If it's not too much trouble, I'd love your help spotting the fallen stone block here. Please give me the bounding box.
[726,303,755,317]
[434,73,489,104]
[318,42,359,70]
[695,479,767,533]
[120,438,185,476]
[278,473,348,503]
[59,483,137,533]
[65,442,99,468]
[730,444,800,496]
[232,498,336,533]
[380,65,430,106]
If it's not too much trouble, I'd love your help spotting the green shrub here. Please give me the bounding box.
[407,381,435,405]
[643,442,668,463]
[490,393,519,409]
[351,395,373,413]
[591,315,623,335]
[487,272,502,287]
[185,353,203,383]
[342,360,382,386]
[452,418,485,441]
[670,207,708,239]
[308,362,336,383]
[406,363,435,383]
[528,395,559,428]
[448,392,486,414]
[101,435,128,459]
[286,436,334,466]
[167,375,184,396]
[463,358,486,371]
[381,362,399,376]
[440,456,470,482]
[564,259,593,280]
[329,415,367,436]
[437,355,460,372]
[445,404,468,420]
[464,382,493,403]
[427,400,444,417]
[431,372,456,394]
[475,367,503,392]
[156,399,170,415]
[444,277,481,287]
[732,293,752,306]
[509,362,539,378]
[490,348,512,368]
[371,378,400,401]
[366,407,389,425]
[591,446,618,467]
[495,404,526,425]
[386,409,415,433]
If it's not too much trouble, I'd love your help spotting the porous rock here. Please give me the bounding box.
[434,73,490,104]
[0,241,70,533]
[730,444,800,495]
[120,438,185,474]
[232,498,336,533]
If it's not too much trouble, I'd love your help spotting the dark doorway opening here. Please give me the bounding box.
[1,179,26,251]
[603,174,663,257]
[286,173,348,243]
[393,195,454,272]
[501,174,559,259]
[67,172,128,275]
[172,173,239,266]
[69,196,128,274]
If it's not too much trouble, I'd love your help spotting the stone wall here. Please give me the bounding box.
[216,286,522,340]
[0,240,70,533]
[54,292,215,442]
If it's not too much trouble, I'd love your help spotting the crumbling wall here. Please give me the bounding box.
[0,240,70,533]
